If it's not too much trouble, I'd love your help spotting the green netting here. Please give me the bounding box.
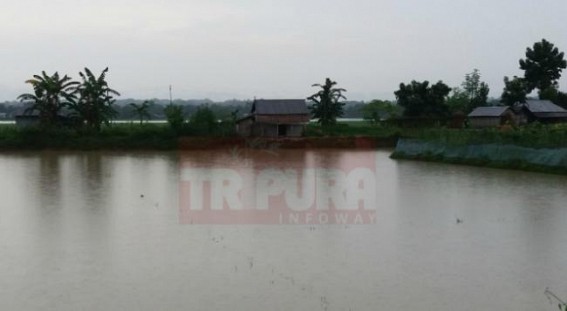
[395,139,567,168]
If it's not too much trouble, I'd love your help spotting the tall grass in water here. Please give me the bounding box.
[409,124,567,149]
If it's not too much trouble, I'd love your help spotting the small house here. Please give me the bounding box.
[514,100,567,124]
[467,106,516,128]
[236,99,310,137]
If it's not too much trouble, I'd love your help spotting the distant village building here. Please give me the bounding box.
[514,99,567,124]
[467,106,516,128]
[14,114,79,128]
[14,115,41,127]
[13,104,36,127]
[236,99,310,137]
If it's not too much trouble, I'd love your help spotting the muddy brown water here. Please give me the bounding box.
[0,149,566,310]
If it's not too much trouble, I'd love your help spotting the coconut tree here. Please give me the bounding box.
[70,67,120,131]
[307,78,347,127]
[17,71,78,127]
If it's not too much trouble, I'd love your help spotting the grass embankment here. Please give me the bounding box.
[305,122,401,137]
[400,124,567,149]
[0,124,179,150]
[0,121,401,151]
[391,124,567,175]
[3,120,566,156]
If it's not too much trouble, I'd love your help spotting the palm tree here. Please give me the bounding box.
[70,67,120,131]
[17,71,78,127]
[129,101,152,124]
[307,78,347,127]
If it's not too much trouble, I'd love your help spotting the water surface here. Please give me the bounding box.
[0,149,566,310]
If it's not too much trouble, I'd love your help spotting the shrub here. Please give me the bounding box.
[187,106,217,136]
[164,104,185,132]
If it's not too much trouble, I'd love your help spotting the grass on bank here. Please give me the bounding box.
[1,119,567,150]
[0,124,178,150]
[0,118,247,150]
[306,121,567,150]
[406,123,567,149]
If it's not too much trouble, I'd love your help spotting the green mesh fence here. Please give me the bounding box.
[394,139,567,168]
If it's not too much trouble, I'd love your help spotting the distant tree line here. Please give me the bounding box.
[7,38,565,130]
[1,96,367,121]
[367,38,567,122]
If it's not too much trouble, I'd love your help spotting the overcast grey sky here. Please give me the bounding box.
[1,0,566,102]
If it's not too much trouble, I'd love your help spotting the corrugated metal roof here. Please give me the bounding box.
[532,112,567,118]
[252,99,309,115]
[468,106,510,117]
[524,99,566,113]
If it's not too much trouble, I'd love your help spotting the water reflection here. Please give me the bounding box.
[38,153,63,211]
[0,150,566,310]
[394,160,567,309]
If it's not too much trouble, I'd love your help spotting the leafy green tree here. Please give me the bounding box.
[394,80,451,117]
[462,69,489,111]
[554,91,567,109]
[519,39,567,96]
[307,78,346,127]
[447,69,490,113]
[362,99,400,124]
[129,100,152,124]
[215,108,240,136]
[538,86,559,101]
[70,67,120,130]
[18,71,78,126]
[164,104,185,131]
[189,105,217,135]
[445,88,468,113]
[500,76,528,106]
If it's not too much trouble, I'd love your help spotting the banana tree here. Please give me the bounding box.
[307,78,347,127]
[17,71,78,127]
[129,101,152,124]
[70,67,120,131]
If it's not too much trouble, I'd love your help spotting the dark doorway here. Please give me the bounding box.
[277,124,287,136]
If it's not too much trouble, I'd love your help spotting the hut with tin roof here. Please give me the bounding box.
[467,106,516,128]
[236,99,311,137]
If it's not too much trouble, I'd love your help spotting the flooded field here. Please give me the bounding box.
[0,149,566,310]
